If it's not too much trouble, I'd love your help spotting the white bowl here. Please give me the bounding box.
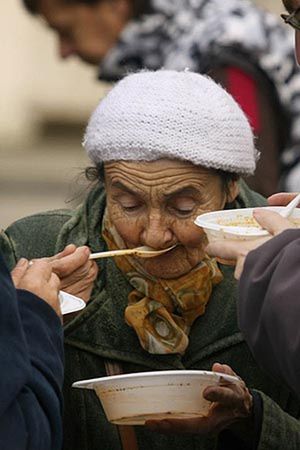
[72,370,238,425]
[194,206,300,243]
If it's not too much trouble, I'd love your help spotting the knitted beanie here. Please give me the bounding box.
[83,70,258,174]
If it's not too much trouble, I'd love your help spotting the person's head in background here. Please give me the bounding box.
[282,0,300,63]
[23,0,300,67]
[21,0,149,64]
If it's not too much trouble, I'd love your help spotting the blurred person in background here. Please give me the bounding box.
[206,0,300,400]
[21,0,300,195]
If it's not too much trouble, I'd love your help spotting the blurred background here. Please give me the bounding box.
[0,0,284,228]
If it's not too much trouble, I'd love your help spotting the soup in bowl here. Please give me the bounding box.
[194,206,300,243]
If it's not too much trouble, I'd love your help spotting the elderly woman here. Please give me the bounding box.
[1,70,300,450]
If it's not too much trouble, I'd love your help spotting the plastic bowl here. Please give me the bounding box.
[194,206,300,243]
[59,291,86,315]
[72,370,238,425]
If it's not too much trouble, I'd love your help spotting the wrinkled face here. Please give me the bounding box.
[38,0,132,64]
[104,160,239,279]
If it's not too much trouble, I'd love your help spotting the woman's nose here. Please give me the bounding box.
[59,39,76,59]
[140,214,174,249]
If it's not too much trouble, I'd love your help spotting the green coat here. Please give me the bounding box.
[1,181,300,450]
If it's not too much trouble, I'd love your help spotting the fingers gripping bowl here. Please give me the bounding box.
[72,370,238,425]
[194,206,300,242]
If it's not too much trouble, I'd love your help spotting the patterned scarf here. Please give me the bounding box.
[99,0,300,190]
[102,213,223,354]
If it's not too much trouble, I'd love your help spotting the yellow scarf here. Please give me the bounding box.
[102,214,223,355]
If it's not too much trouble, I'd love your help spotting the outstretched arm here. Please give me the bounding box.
[207,199,300,398]
[238,228,300,399]
[0,255,64,450]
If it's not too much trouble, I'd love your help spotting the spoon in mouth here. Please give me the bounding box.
[89,244,177,260]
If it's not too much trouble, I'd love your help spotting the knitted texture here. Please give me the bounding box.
[83,70,258,174]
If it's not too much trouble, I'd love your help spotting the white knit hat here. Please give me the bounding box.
[83,70,258,174]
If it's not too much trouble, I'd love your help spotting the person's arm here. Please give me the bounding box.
[0,255,64,450]
[206,198,300,398]
[239,228,300,399]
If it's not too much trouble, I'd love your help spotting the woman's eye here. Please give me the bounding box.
[119,200,143,212]
[122,204,141,212]
[169,199,196,216]
[168,205,195,217]
[174,208,194,216]
[113,194,142,212]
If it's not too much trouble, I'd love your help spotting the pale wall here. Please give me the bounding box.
[255,0,283,13]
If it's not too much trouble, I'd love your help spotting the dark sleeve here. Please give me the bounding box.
[0,254,64,450]
[217,391,263,450]
[238,229,300,398]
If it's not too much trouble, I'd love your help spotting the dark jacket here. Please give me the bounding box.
[0,253,64,450]
[1,182,300,450]
[239,229,300,400]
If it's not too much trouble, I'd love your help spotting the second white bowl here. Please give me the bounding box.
[194,206,300,242]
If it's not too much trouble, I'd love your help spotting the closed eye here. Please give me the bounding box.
[170,207,194,217]
[112,191,143,212]
[168,197,196,217]
[122,204,142,212]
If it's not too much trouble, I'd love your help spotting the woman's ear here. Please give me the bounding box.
[226,179,240,203]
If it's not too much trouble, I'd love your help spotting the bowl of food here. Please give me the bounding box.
[72,370,238,425]
[194,206,300,243]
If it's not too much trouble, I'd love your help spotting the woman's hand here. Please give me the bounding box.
[11,258,61,317]
[146,363,252,436]
[206,209,295,279]
[50,244,98,303]
[32,244,98,303]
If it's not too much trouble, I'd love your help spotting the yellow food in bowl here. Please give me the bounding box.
[217,216,300,228]
[217,216,259,227]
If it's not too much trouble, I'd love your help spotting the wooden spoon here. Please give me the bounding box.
[89,244,177,260]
